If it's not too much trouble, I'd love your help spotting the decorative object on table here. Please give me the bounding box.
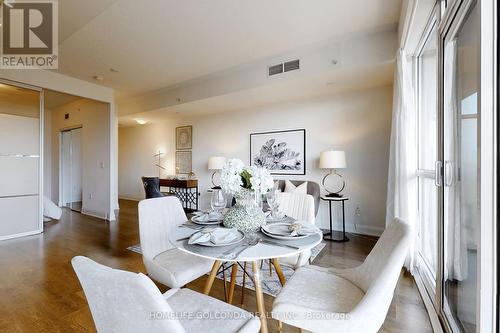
[175,150,192,174]
[188,171,197,180]
[321,196,349,242]
[160,178,199,212]
[319,150,347,197]
[175,125,192,150]
[220,158,274,232]
[153,150,166,178]
[250,129,306,175]
[208,156,226,189]
[141,177,164,199]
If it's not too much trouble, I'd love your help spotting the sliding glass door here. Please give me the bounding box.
[442,1,479,331]
[416,15,439,297]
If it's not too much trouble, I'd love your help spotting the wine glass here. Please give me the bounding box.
[266,189,281,219]
[245,190,262,216]
[210,189,226,216]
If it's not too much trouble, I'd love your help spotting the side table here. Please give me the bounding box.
[321,196,349,242]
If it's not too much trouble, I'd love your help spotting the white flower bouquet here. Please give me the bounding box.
[220,158,274,195]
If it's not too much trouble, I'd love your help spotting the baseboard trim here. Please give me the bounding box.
[118,196,141,202]
[0,228,43,241]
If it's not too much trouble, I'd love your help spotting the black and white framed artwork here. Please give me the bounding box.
[250,129,306,175]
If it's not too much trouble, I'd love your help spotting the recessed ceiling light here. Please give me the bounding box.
[135,119,148,125]
[93,75,104,81]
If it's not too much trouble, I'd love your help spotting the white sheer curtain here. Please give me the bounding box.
[386,49,418,274]
[443,40,467,281]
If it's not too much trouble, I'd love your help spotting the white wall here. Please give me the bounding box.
[119,85,393,235]
[49,99,111,220]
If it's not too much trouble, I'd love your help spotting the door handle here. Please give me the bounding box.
[444,161,454,187]
[435,161,443,187]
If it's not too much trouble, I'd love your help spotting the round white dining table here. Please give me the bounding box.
[169,225,322,333]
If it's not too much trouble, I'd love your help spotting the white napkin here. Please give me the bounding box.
[188,228,239,245]
[196,211,222,222]
[290,222,320,236]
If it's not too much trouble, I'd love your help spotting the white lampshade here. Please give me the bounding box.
[208,156,226,170]
[319,150,346,169]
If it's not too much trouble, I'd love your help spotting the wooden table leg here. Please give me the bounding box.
[241,262,247,305]
[227,263,238,304]
[271,258,286,286]
[204,260,221,295]
[252,261,268,333]
[222,263,228,302]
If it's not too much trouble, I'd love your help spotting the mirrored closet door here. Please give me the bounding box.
[0,81,43,240]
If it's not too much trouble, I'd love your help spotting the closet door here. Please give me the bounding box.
[0,82,42,240]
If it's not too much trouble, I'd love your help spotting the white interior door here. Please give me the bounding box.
[0,83,42,240]
[61,127,82,212]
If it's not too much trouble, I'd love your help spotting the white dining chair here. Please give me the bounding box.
[271,218,411,333]
[71,256,260,333]
[277,192,316,268]
[138,196,214,288]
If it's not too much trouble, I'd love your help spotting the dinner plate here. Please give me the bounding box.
[261,223,311,240]
[191,215,223,225]
[197,230,245,247]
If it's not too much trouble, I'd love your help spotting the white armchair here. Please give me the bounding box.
[277,192,316,267]
[138,196,214,288]
[271,218,411,333]
[71,256,260,333]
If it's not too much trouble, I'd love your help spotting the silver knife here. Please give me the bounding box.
[259,239,300,250]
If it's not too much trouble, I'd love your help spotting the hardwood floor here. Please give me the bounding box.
[0,199,433,332]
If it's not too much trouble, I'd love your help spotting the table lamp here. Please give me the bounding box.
[208,156,226,189]
[319,150,346,197]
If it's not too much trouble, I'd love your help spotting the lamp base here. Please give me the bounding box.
[326,192,343,198]
[211,186,222,190]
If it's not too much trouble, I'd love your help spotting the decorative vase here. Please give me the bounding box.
[223,189,267,233]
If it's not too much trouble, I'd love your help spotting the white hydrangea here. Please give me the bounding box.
[247,166,274,194]
[221,158,274,195]
[220,158,245,194]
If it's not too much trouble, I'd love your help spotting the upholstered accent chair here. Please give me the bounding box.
[141,176,164,199]
[276,192,316,268]
[138,196,213,288]
[272,218,411,333]
[276,180,321,216]
[71,256,260,333]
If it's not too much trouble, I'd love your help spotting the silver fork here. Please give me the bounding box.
[221,237,260,260]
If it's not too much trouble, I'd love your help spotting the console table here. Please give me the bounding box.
[320,196,349,242]
[160,179,199,213]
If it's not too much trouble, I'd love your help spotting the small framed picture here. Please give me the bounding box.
[176,126,192,150]
[175,151,192,174]
[250,129,306,175]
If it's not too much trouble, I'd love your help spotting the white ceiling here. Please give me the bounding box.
[119,62,394,126]
[56,0,402,98]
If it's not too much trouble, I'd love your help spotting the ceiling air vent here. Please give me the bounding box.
[268,59,300,76]
[268,63,284,76]
[284,59,300,72]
